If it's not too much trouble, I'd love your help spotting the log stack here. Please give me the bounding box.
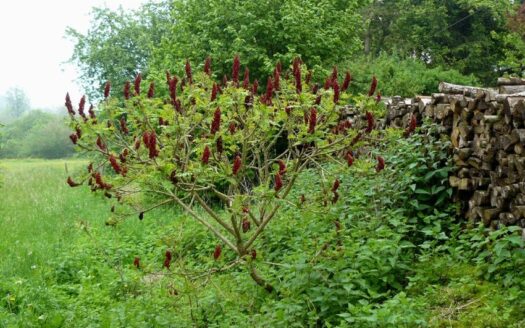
[380,81,525,228]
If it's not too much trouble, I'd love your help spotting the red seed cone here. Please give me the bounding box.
[365,112,374,134]
[333,80,340,104]
[232,155,242,175]
[120,117,129,135]
[163,250,172,269]
[368,75,377,97]
[341,71,351,91]
[213,245,222,260]
[242,218,251,233]
[204,56,212,76]
[404,114,417,137]
[104,81,111,99]
[78,96,86,117]
[346,152,354,167]
[65,93,75,115]
[332,179,340,192]
[274,172,283,192]
[232,55,241,84]
[69,134,78,145]
[211,83,218,101]
[134,73,142,95]
[109,154,122,174]
[133,257,140,269]
[242,67,250,89]
[376,156,385,172]
[67,176,80,187]
[96,136,106,151]
[185,60,193,84]
[211,107,221,135]
[202,146,211,164]
[123,81,131,100]
[147,82,155,98]
[216,136,223,154]
[308,108,317,133]
[278,160,286,175]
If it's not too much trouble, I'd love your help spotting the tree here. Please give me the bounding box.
[66,0,367,100]
[4,87,30,118]
[364,0,519,84]
[66,3,173,101]
[65,57,384,292]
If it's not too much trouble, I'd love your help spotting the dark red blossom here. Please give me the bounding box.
[332,179,340,192]
[278,160,286,175]
[88,104,96,120]
[202,145,211,164]
[365,111,374,133]
[312,83,319,95]
[211,83,218,101]
[351,133,362,146]
[133,257,140,269]
[65,93,75,115]
[368,75,377,97]
[330,66,338,84]
[123,81,131,100]
[67,176,80,187]
[308,108,317,133]
[96,136,106,151]
[251,249,257,259]
[78,96,86,118]
[104,81,111,99]
[341,72,351,91]
[134,73,142,95]
[232,55,240,84]
[346,152,354,166]
[147,82,155,98]
[332,191,339,204]
[242,67,250,89]
[216,136,223,154]
[94,172,112,190]
[315,95,322,105]
[273,68,280,91]
[147,131,159,159]
[185,60,193,84]
[75,127,82,139]
[242,218,251,233]
[168,76,178,102]
[109,154,122,174]
[213,245,222,260]
[69,133,78,145]
[142,132,151,148]
[375,156,385,172]
[404,114,417,137]
[211,107,221,135]
[262,77,273,105]
[204,56,212,76]
[232,155,241,175]
[333,80,340,104]
[274,172,283,192]
[323,77,332,90]
[229,122,236,134]
[163,250,172,269]
[293,60,302,94]
[120,117,129,135]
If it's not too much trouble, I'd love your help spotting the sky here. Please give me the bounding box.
[0,0,147,111]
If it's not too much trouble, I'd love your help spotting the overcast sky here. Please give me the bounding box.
[0,0,147,110]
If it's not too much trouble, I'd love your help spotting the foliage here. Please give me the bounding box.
[343,53,480,96]
[65,3,173,101]
[65,56,384,291]
[0,110,74,159]
[364,0,520,85]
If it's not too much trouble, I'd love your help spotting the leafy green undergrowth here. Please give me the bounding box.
[0,126,524,327]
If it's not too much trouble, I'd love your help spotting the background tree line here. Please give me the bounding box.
[67,0,525,102]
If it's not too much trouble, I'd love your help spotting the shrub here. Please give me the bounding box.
[66,56,385,291]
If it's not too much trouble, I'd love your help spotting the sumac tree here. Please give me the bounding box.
[66,57,383,292]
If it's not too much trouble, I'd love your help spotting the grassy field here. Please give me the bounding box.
[0,159,523,327]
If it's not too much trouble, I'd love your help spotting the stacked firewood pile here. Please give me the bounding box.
[380,80,525,228]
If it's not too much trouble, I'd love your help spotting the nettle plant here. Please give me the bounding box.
[66,57,385,292]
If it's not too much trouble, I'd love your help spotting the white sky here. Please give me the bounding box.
[0,0,147,110]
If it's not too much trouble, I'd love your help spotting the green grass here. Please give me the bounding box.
[0,159,109,278]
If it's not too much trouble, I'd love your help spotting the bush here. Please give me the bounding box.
[0,111,74,159]
[342,53,480,97]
